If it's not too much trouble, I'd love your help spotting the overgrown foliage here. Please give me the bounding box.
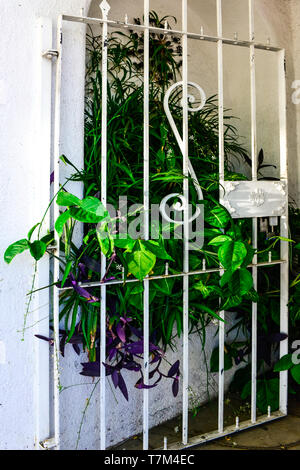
[4,12,300,413]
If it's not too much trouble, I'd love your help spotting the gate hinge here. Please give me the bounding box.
[42,49,59,59]
[39,437,57,450]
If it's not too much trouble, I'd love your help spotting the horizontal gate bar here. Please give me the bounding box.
[61,15,282,52]
[157,411,287,450]
[58,260,287,290]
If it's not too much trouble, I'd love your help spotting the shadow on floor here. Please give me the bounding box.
[112,396,300,451]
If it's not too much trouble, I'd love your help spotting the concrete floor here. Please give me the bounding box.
[113,396,300,451]
[199,403,300,450]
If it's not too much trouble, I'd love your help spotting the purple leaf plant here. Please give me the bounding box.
[81,317,180,401]
[36,312,180,402]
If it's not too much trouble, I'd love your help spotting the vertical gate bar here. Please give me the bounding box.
[217,0,224,183]
[249,0,257,182]
[35,17,52,448]
[251,221,258,423]
[278,49,289,415]
[216,0,225,434]
[100,1,110,451]
[52,14,63,450]
[143,0,150,451]
[279,50,288,181]
[249,0,258,423]
[182,0,189,446]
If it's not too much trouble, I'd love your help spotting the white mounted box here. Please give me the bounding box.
[220,180,287,218]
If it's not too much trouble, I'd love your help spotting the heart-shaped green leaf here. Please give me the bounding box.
[204,204,231,228]
[29,240,47,261]
[218,240,247,271]
[80,197,108,218]
[273,354,294,372]
[125,242,156,280]
[56,191,81,207]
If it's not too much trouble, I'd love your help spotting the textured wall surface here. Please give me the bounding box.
[0,0,93,450]
[0,0,299,450]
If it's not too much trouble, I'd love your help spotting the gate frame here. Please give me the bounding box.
[48,0,288,450]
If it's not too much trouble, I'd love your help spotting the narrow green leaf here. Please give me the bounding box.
[269,236,294,243]
[55,210,71,237]
[40,233,54,246]
[67,299,80,342]
[208,235,232,246]
[199,304,226,323]
[166,312,176,344]
[61,260,73,288]
[291,364,300,384]
[28,223,40,241]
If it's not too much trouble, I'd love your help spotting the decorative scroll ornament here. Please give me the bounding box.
[163,81,206,202]
[100,0,111,18]
[160,82,206,225]
[159,193,201,225]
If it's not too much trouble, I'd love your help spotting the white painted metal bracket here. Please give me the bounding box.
[42,49,59,59]
[220,180,288,218]
[39,437,57,450]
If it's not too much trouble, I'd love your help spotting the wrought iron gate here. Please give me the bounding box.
[47,0,288,450]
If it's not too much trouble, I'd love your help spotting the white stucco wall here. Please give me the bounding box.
[0,0,93,450]
[0,0,299,450]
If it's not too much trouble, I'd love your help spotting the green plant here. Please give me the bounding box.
[5,12,294,411]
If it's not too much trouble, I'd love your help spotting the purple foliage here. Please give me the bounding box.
[40,256,181,402]
[80,317,180,401]
[69,273,99,303]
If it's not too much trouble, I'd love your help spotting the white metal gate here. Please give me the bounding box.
[47,0,288,450]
